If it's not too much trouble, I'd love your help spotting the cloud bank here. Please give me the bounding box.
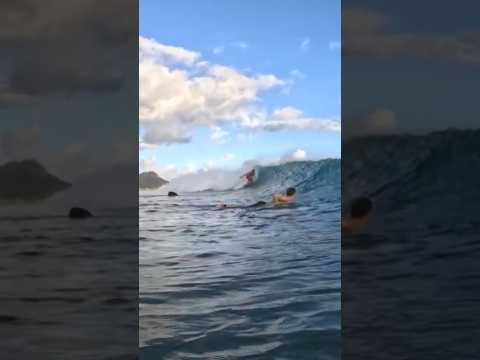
[343,8,480,65]
[0,0,136,101]
[139,36,340,146]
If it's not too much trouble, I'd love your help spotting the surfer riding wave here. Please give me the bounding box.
[240,169,255,184]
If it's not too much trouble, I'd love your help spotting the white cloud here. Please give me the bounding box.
[210,126,230,144]
[141,123,191,145]
[241,106,341,132]
[139,36,200,66]
[292,149,306,160]
[139,36,284,145]
[139,36,339,146]
[281,148,307,163]
[300,37,311,51]
[139,157,157,172]
[224,153,236,161]
[139,141,158,151]
[139,157,199,181]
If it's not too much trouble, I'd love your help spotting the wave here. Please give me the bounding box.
[160,159,340,195]
[249,159,340,195]
[343,129,480,220]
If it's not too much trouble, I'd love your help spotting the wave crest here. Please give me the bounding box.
[160,159,340,195]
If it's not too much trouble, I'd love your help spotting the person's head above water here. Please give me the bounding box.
[286,187,296,197]
[350,197,372,219]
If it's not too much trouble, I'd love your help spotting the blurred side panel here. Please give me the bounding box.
[0,1,139,359]
[342,1,480,359]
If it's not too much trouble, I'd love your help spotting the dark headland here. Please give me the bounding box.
[0,159,70,201]
[139,171,168,190]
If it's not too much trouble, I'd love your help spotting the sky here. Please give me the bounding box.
[139,0,341,180]
[342,1,480,138]
[0,0,137,182]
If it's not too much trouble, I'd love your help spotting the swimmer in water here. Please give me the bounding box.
[272,187,296,203]
[216,201,266,209]
[216,203,241,209]
[342,197,373,234]
[216,187,295,209]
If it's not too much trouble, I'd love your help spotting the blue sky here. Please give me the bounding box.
[139,0,340,179]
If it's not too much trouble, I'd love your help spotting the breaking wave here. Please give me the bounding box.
[158,159,340,195]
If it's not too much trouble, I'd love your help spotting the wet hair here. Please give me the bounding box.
[350,197,373,218]
[286,187,296,196]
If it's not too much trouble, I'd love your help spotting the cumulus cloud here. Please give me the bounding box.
[139,36,200,65]
[241,106,341,132]
[139,141,158,151]
[142,123,191,145]
[139,158,197,181]
[139,36,339,146]
[281,149,307,163]
[210,126,230,144]
[139,36,284,145]
[343,8,480,65]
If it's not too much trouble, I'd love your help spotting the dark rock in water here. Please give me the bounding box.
[168,191,178,197]
[0,159,70,201]
[139,171,168,189]
[69,207,93,219]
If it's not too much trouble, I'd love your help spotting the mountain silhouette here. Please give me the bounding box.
[0,159,70,201]
[139,171,168,189]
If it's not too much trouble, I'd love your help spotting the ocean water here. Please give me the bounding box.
[0,209,138,359]
[140,160,341,359]
[342,130,480,359]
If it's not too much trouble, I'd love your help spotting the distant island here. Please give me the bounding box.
[0,159,71,201]
[139,171,168,189]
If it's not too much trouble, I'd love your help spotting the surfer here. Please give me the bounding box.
[241,169,255,184]
[342,197,373,234]
[272,187,296,203]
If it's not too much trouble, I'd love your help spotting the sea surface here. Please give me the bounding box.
[140,160,341,359]
[0,208,138,359]
[342,130,480,359]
